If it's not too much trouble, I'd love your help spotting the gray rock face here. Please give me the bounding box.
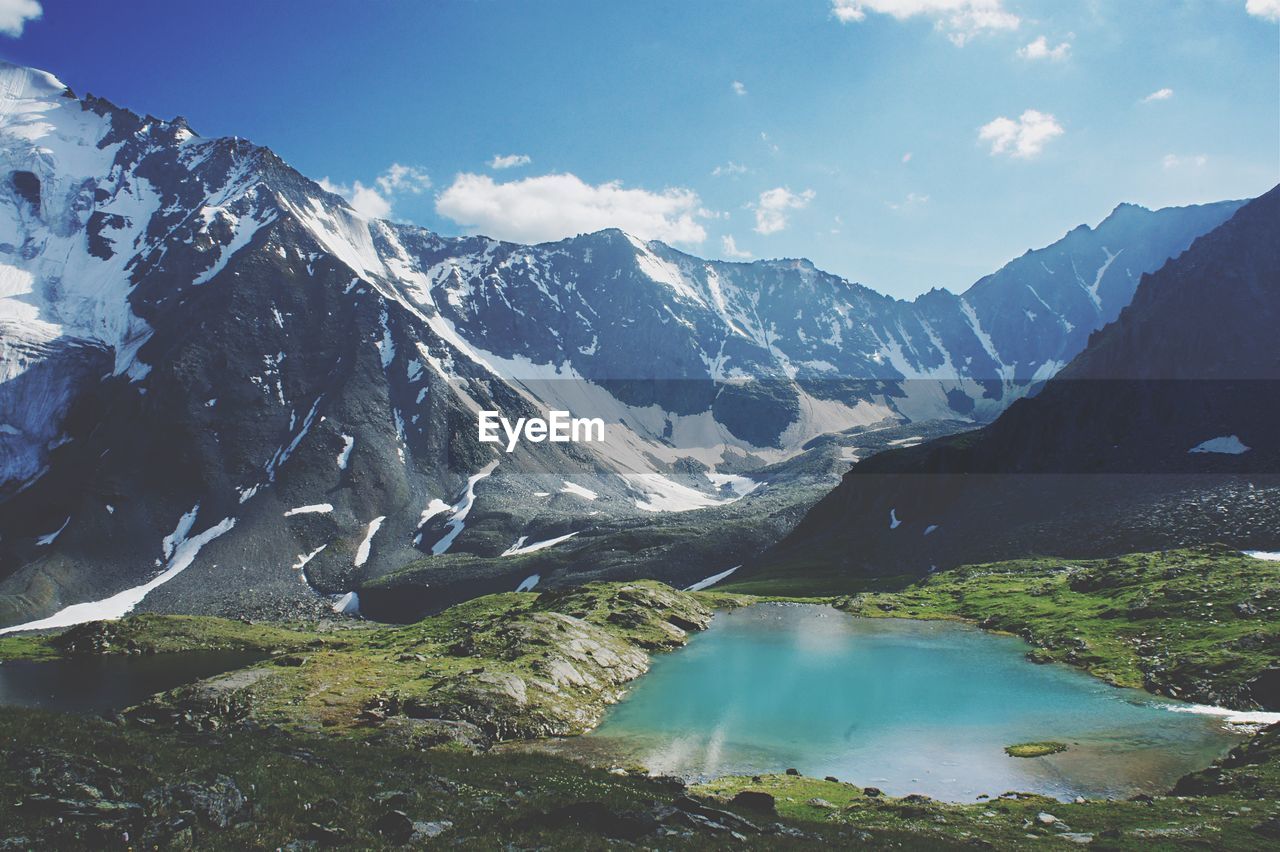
[403,611,654,739]
[0,59,1245,627]
[373,716,491,753]
[127,667,276,732]
[759,185,1280,581]
[143,774,248,830]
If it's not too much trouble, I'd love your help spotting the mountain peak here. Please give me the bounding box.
[0,60,69,103]
[1096,201,1152,227]
[0,61,1258,630]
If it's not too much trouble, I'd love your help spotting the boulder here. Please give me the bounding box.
[411,820,453,840]
[143,774,248,829]
[730,791,776,814]
[7,747,125,801]
[373,809,414,843]
[534,801,658,840]
[375,716,491,753]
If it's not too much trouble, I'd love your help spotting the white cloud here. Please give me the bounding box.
[902,152,913,163]
[1246,0,1280,22]
[721,235,753,259]
[1018,35,1070,61]
[319,163,431,220]
[489,153,532,170]
[712,161,748,177]
[732,80,748,96]
[318,178,391,219]
[0,0,40,37]
[1163,153,1208,170]
[1142,87,1174,103]
[978,109,1064,159]
[375,163,431,195]
[830,0,1019,45]
[752,187,815,235]
[887,192,930,211]
[760,132,780,154]
[435,172,709,245]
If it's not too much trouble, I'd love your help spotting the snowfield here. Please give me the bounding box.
[1188,435,1251,455]
[0,509,236,635]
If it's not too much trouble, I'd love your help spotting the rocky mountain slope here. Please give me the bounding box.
[747,185,1280,588]
[0,60,1245,629]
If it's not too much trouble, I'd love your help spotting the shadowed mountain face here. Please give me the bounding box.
[0,60,1249,628]
[749,186,1280,589]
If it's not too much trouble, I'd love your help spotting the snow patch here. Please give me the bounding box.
[625,235,706,306]
[889,509,902,530]
[502,531,579,556]
[685,565,740,592]
[162,505,199,559]
[35,516,70,546]
[626,473,733,513]
[337,433,355,469]
[292,544,327,588]
[293,544,327,572]
[376,306,395,368]
[266,397,322,481]
[284,503,334,517]
[1164,703,1280,728]
[431,460,499,555]
[354,515,386,567]
[0,511,235,635]
[559,481,599,501]
[192,207,275,286]
[1189,435,1250,455]
[705,471,760,498]
[332,591,360,615]
[515,574,541,592]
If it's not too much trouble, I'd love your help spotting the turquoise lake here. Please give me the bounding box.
[579,604,1243,801]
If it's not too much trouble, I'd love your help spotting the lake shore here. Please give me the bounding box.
[0,548,1278,847]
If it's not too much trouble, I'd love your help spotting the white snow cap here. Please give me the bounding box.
[0,62,68,100]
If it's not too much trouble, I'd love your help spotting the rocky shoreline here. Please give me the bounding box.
[835,546,1280,712]
[2,571,1280,848]
[116,582,714,745]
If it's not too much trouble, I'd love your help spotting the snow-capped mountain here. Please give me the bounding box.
[751,184,1280,586]
[0,61,1245,628]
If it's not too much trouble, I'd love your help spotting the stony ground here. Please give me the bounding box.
[1,582,714,746]
[1,563,1279,849]
[4,702,1278,850]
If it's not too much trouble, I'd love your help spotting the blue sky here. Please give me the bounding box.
[2,0,1277,298]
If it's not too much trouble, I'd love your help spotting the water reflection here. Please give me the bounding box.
[577,604,1242,801]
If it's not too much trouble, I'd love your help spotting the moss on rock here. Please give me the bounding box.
[116,581,712,743]
[837,546,1280,710]
[1004,742,1068,758]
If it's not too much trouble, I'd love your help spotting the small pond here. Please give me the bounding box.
[577,604,1244,801]
[0,650,265,715]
